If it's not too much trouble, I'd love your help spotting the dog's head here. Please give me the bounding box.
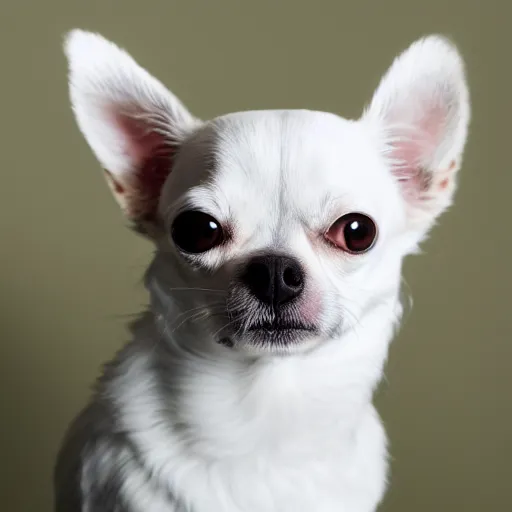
[64,31,470,354]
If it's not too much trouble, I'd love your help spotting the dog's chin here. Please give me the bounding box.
[221,323,321,355]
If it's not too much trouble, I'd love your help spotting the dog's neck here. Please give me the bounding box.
[119,272,401,461]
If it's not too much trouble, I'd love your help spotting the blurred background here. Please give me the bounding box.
[0,1,509,511]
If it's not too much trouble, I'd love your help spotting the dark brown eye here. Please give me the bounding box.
[171,211,224,254]
[325,213,377,254]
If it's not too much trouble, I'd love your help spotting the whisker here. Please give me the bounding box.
[166,287,224,294]
[210,318,240,342]
[170,302,224,325]
[170,304,223,333]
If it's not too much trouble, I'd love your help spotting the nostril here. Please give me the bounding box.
[250,262,271,285]
[241,259,274,304]
[276,258,305,304]
[283,266,302,289]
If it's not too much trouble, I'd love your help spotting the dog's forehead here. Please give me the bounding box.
[162,109,402,236]
[210,110,393,219]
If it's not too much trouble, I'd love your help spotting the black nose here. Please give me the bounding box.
[241,255,305,306]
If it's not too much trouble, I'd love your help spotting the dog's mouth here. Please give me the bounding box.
[247,321,317,333]
[219,318,319,350]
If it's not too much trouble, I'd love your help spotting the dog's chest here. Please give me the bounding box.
[147,407,388,512]
[113,328,389,511]
[182,452,383,512]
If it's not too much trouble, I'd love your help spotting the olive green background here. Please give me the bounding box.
[1,1,509,510]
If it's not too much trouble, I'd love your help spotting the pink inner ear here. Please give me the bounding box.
[113,109,175,219]
[389,103,447,199]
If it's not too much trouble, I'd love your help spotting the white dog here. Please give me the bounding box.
[55,30,470,512]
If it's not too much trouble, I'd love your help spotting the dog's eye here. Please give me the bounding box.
[171,211,224,254]
[325,213,377,254]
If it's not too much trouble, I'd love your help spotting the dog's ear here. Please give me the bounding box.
[64,30,201,226]
[362,36,470,231]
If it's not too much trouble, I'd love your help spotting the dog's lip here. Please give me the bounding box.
[218,322,318,349]
[247,321,316,332]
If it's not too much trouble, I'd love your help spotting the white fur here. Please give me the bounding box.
[57,30,470,512]
[64,29,198,179]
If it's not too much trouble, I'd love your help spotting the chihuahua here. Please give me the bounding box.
[55,30,470,512]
